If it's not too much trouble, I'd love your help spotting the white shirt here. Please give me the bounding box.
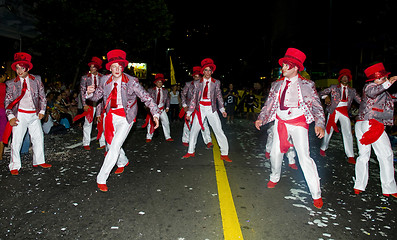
[19,77,36,111]
[112,77,123,109]
[156,87,165,109]
[200,78,211,102]
[337,85,348,107]
[276,75,304,120]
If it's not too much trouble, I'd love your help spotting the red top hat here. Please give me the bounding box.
[278,48,306,71]
[88,56,103,69]
[338,68,352,82]
[364,63,390,82]
[106,49,129,70]
[154,73,166,84]
[200,58,216,74]
[192,66,201,76]
[11,52,33,71]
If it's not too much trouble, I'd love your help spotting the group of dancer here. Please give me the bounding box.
[4,47,397,209]
[255,48,397,209]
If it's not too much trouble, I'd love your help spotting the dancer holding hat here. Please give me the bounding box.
[5,52,51,175]
[182,58,231,162]
[319,69,361,164]
[353,63,397,198]
[255,48,325,209]
[86,49,160,192]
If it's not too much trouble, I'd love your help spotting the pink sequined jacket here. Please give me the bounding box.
[357,82,394,125]
[257,75,325,128]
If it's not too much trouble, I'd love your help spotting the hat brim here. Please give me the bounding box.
[366,72,391,82]
[200,64,216,74]
[11,61,33,71]
[278,57,304,72]
[106,60,129,71]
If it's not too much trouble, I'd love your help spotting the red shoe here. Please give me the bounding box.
[354,188,362,195]
[320,149,326,157]
[182,142,189,147]
[313,198,323,209]
[10,169,19,175]
[83,145,90,150]
[99,145,106,149]
[166,138,174,142]
[289,163,298,170]
[104,151,108,157]
[267,181,277,188]
[97,183,108,192]
[348,157,356,164]
[206,142,213,149]
[33,163,52,168]
[265,152,270,159]
[115,162,129,174]
[220,155,232,162]
[182,152,195,159]
[146,139,152,143]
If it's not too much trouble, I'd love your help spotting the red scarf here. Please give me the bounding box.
[276,115,308,153]
[359,119,384,145]
[325,106,349,134]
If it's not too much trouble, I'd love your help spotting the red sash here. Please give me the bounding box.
[325,106,349,134]
[73,106,94,123]
[105,108,126,145]
[276,115,308,153]
[2,109,36,144]
[359,119,384,145]
[141,106,163,134]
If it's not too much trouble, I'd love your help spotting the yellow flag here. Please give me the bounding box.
[170,56,176,85]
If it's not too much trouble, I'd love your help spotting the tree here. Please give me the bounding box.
[33,0,173,87]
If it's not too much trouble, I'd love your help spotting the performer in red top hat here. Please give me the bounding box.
[5,52,51,175]
[255,48,325,209]
[319,69,361,164]
[86,49,160,192]
[183,58,231,162]
[353,63,397,198]
[76,56,106,150]
[143,73,173,142]
[180,66,212,148]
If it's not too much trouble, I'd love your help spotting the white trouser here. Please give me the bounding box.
[271,118,321,199]
[188,105,228,155]
[266,124,296,164]
[97,113,132,184]
[354,121,397,194]
[182,116,211,144]
[83,107,106,147]
[321,112,354,158]
[9,112,45,170]
[146,110,171,140]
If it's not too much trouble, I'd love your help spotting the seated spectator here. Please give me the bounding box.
[42,108,67,134]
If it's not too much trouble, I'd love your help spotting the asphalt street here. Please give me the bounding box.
[0,117,396,239]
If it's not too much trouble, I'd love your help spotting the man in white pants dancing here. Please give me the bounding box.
[182,58,231,162]
[319,69,361,164]
[86,49,160,192]
[353,62,397,198]
[255,48,325,209]
[180,66,212,148]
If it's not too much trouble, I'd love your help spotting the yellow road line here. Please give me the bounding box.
[212,135,244,239]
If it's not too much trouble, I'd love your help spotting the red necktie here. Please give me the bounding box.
[341,87,347,101]
[7,79,27,110]
[203,81,209,99]
[94,76,97,89]
[156,88,160,105]
[279,80,290,110]
[110,82,118,108]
